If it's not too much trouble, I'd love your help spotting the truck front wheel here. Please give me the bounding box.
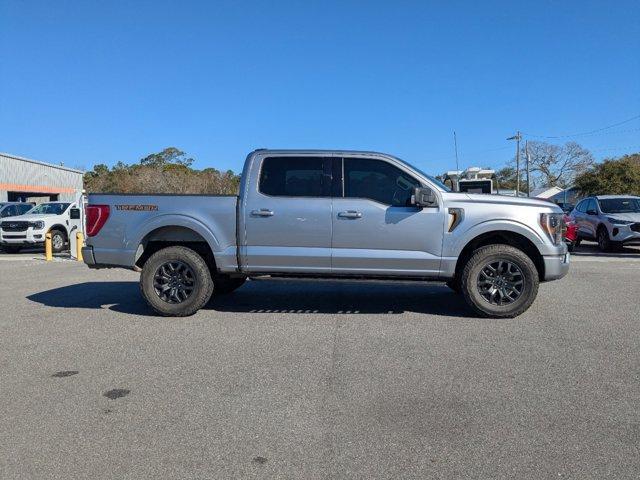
[460,244,539,318]
[50,229,67,253]
[140,246,214,317]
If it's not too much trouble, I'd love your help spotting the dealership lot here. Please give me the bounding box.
[1,248,639,479]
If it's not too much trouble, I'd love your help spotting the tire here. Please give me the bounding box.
[460,244,539,318]
[214,275,246,294]
[50,229,67,253]
[140,246,214,317]
[445,278,461,294]
[2,245,21,254]
[597,226,611,252]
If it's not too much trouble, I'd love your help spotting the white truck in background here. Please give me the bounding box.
[0,201,83,253]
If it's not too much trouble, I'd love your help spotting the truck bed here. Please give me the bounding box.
[86,194,238,270]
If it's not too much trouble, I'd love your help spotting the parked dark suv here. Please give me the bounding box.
[570,195,640,251]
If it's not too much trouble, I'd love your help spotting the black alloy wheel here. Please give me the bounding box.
[153,261,196,304]
[476,259,524,306]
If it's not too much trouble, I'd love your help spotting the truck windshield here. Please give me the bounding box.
[598,198,640,214]
[28,203,70,215]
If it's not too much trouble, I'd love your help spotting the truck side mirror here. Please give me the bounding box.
[69,208,81,220]
[586,209,597,216]
[413,187,438,207]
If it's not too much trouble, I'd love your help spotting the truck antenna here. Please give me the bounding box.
[453,131,460,172]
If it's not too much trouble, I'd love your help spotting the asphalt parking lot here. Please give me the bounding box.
[1,244,639,479]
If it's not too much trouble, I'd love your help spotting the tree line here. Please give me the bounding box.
[84,148,241,195]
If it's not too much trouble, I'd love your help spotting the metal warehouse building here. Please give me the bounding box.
[0,152,84,203]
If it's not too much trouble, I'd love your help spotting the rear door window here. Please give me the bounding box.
[259,157,327,197]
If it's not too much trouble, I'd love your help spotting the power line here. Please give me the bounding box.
[522,113,640,139]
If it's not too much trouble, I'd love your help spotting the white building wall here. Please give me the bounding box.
[0,152,84,202]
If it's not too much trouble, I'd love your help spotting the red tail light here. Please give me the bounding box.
[85,205,110,237]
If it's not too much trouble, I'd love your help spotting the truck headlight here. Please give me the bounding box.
[540,213,565,245]
[28,221,45,230]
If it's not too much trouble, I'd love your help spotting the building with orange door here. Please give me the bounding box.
[0,152,84,204]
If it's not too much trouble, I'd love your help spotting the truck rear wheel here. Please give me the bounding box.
[460,244,539,318]
[140,246,214,317]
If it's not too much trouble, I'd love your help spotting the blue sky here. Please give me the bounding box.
[1,0,639,175]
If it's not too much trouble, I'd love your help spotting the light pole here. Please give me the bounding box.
[507,131,522,196]
[525,140,531,197]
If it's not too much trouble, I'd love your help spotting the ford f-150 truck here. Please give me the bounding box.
[83,149,569,318]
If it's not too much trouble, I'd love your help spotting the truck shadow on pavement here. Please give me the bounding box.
[27,279,477,318]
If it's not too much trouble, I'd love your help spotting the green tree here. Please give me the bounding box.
[574,153,640,196]
[140,147,194,168]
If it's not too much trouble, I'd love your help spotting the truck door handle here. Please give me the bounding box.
[251,209,274,217]
[338,210,362,219]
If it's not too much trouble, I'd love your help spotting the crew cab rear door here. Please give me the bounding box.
[331,156,445,276]
[239,155,332,273]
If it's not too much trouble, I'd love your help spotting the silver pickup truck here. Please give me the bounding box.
[83,149,569,318]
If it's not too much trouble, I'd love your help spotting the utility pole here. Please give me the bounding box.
[525,140,531,197]
[453,131,460,172]
[507,131,522,196]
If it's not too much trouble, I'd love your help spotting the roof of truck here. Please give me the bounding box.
[252,148,396,156]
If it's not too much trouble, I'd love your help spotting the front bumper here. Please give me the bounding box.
[0,228,47,245]
[543,252,570,281]
[609,224,640,245]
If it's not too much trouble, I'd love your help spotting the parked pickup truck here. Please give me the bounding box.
[1,201,83,253]
[83,149,569,318]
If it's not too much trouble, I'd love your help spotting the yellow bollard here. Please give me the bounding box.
[76,232,84,262]
[45,232,53,261]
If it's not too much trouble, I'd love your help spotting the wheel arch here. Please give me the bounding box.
[48,224,69,237]
[134,225,217,274]
[453,230,545,282]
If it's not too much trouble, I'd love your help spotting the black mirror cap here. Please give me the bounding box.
[586,209,597,215]
[413,187,437,207]
[69,208,81,220]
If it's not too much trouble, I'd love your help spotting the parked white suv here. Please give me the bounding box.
[570,195,640,251]
[0,201,82,253]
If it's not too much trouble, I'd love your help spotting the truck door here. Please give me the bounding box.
[331,157,445,276]
[573,199,589,238]
[240,156,332,273]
